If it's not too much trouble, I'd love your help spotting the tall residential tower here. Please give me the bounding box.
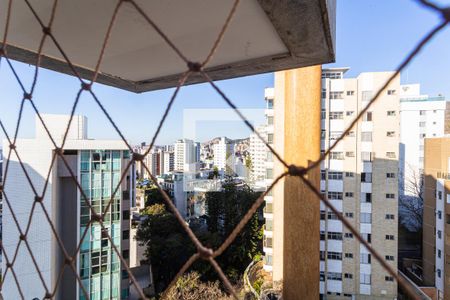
[2,115,133,300]
[263,69,400,299]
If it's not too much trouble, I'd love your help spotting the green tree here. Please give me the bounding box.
[136,204,195,294]
[144,186,169,207]
[204,176,263,282]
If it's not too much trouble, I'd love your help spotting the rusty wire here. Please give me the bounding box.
[0,0,449,299]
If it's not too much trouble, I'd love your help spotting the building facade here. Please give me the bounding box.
[213,137,235,173]
[249,125,268,183]
[162,150,174,174]
[2,115,133,300]
[174,139,196,172]
[423,137,450,300]
[263,69,400,299]
[399,85,447,199]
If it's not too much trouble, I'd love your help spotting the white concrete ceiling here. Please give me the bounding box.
[0,0,336,92]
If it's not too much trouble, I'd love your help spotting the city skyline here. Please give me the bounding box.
[0,0,449,146]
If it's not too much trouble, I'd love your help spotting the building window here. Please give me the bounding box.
[419,121,426,127]
[267,99,273,109]
[362,233,372,243]
[320,211,326,220]
[387,111,396,116]
[321,130,326,139]
[320,271,325,281]
[385,255,394,261]
[363,112,373,122]
[360,274,371,284]
[345,253,353,259]
[362,91,373,102]
[328,171,343,180]
[328,192,343,200]
[385,276,394,282]
[122,270,130,279]
[386,152,396,158]
[420,133,426,138]
[330,91,344,99]
[386,173,395,178]
[361,193,372,203]
[344,233,353,238]
[361,152,373,162]
[122,249,130,259]
[327,272,342,281]
[329,111,344,119]
[385,235,395,240]
[361,132,372,142]
[387,89,396,95]
[346,111,354,116]
[345,212,354,218]
[328,212,339,220]
[360,253,371,264]
[123,210,130,220]
[321,170,326,180]
[330,152,344,160]
[346,131,355,137]
[267,116,274,125]
[437,269,441,278]
[345,172,354,178]
[361,172,372,183]
[386,131,395,137]
[419,110,426,115]
[264,237,273,248]
[438,210,442,219]
[437,230,442,239]
[345,192,354,198]
[438,191,442,200]
[386,193,395,199]
[344,273,353,279]
[330,131,343,140]
[438,249,441,258]
[265,255,273,266]
[267,133,274,144]
[347,91,355,96]
[122,230,130,240]
[266,168,273,179]
[328,232,343,240]
[327,252,342,260]
[345,151,355,157]
[385,214,395,220]
[361,213,372,224]
[321,110,326,119]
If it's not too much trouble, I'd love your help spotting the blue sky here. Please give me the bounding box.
[0,0,449,146]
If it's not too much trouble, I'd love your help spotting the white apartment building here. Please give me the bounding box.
[174,139,196,172]
[262,87,275,272]
[2,114,133,300]
[213,137,235,173]
[263,69,399,299]
[399,84,447,198]
[249,125,268,183]
[162,150,174,174]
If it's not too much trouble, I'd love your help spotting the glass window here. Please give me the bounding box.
[360,274,371,284]
[361,213,371,224]
[360,253,371,264]
[363,112,372,122]
[329,112,344,119]
[361,132,372,142]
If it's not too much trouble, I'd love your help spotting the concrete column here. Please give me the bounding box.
[282,66,321,299]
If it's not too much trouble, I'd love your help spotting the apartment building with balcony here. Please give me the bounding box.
[423,137,450,300]
[1,114,133,300]
[263,69,400,299]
